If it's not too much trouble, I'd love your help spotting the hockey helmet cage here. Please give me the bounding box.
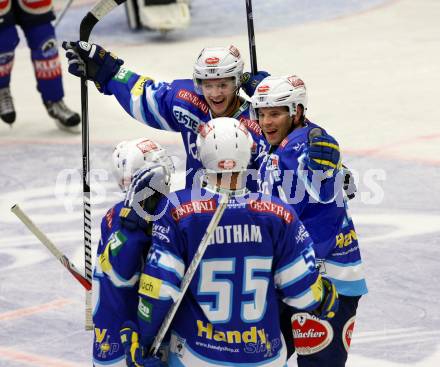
[193,46,244,94]
[251,75,308,117]
[112,138,174,192]
[196,117,254,173]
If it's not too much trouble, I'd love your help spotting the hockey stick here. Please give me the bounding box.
[54,0,75,28]
[149,194,229,356]
[245,0,258,74]
[10,204,92,291]
[79,0,127,330]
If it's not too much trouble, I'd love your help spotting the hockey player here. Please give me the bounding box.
[62,41,268,187]
[93,137,174,366]
[251,75,367,367]
[0,0,80,131]
[119,117,338,367]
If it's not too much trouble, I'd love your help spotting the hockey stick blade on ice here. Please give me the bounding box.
[11,204,92,291]
[79,0,127,331]
[149,194,230,356]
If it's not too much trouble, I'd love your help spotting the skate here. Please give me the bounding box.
[44,99,80,133]
[0,87,16,125]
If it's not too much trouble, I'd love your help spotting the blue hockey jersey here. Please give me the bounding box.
[107,70,268,188]
[258,121,368,297]
[92,201,151,366]
[137,186,325,367]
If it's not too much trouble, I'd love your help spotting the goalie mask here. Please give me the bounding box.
[251,75,308,117]
[112,138,174,192]
[196,117,254,173]
[193,45,244,94]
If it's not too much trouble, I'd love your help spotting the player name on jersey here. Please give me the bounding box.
[206,224,262,245]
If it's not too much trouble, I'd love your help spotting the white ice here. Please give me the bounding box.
[0,0,439,366]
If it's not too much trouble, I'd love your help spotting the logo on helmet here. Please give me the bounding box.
[205,57,220,65]
[136,140,158,153]
[287,75,305,88]
[257,85,270,93]
[218,160,236,170]
[229,45,240,58]
[198,123,214,138]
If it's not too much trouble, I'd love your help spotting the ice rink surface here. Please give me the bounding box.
[1,0,440,366]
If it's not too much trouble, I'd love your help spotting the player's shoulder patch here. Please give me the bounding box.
[292,312,333,355]
[175,88,209,115]
[239,116,262,136]
[171,199,217,221]
[105,207,115,229]
[247,199,293,224]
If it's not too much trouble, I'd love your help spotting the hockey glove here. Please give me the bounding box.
[241,70,270,97]
[120,164,171,231]
[343,165,357,200]
[312,277,339,320]
[305,134,341,176]
[62,41,124,95]
[120,321,161,367]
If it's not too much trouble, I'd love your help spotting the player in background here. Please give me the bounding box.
[119,117,338,367]
[62,41,268,188]
[0,0,80,131]
[93,138,174,366]
[251,75,367,367]
[125,0,191,33]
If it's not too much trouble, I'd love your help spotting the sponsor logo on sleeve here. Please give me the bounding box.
[342,316,356,351]
[152,223,170,243]
[279,137,289,149]
[146,246,162,267]
[138,298,153,323]
[139,274,162,299]
[176,89,209,114]
[131,76,151,97]
[248,200,293,224]
[114,67,133,84]
[291,313,333,355]
[295,224,310,244]
[105,207,115,229]
[171,199,217,221]
[107,230,127,256]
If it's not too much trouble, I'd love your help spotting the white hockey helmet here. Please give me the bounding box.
[196,117,254,173]
[193,45,244,94]
[112,138,174,192]
[251,75,308,117]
